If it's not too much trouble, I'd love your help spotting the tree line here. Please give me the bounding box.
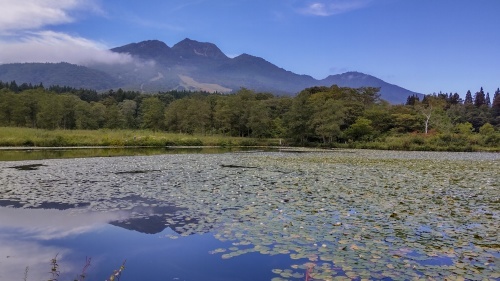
[0,80,499,146]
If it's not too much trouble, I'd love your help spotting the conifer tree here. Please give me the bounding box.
[464,90,473,105]
[474,87,486,107]
[405,94,419,106]
[491,89,500,121]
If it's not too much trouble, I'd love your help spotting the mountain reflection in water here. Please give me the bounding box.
[0,205,285,281]
[0,196,194,235]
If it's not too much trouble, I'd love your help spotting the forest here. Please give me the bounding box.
[0,80,499,151]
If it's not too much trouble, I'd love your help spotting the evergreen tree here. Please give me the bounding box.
[464,90,473,105]
[494,89,500,109]
[448,93,461,105]
[9,81,19,93]
[485,92,491,107]
[473,87,486,107]
[405,95,419,106]
[492,89,500,119]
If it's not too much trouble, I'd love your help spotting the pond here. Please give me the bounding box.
[0,149,498,281]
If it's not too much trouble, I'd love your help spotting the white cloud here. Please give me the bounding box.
[0,0,131,65]
[0,31,134,65]
[0,0,90,33]
[299,0,371,16]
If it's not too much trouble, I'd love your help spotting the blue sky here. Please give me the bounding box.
[0,0,499,96]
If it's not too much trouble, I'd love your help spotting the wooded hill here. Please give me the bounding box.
[0,81,499,150]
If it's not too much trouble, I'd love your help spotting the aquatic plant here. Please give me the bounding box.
[2,150,498,280]
[105,260,126,281]
[21,255,123,281]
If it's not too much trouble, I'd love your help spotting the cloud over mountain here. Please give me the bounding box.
[0,0,84,32]
[0,0,131,65]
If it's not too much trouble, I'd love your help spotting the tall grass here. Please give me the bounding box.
[1,127,498,151]
[0,127,280,147]
[330,133,500,152]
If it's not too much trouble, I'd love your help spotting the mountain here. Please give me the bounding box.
[0,62,121,90]
[320,72,419,103]
[0,39,422,103]
[111,39,172,60]
[172,38,229,61]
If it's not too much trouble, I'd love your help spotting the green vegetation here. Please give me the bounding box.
[0,81,499,151]
[0,127,278,147]
[7,150,497,280]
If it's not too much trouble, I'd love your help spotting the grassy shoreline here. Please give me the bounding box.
[0,127,279,148]
[0,127,498,152]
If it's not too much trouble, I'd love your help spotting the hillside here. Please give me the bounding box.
[0,62,121,90]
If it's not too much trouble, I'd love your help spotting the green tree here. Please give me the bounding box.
[139,97,165,131]
[37,95,64,129]
[415,95,448,134]
[284,89,315,143]
[105,104,125,129]
[60,95,79,129]
[215,89,256,137]
[455,122,474,135]
[464,90,473,105]
[474,87,486,107]
[165,98,210,134]
[91,102,107,129]
[479,123,495,135]
[75,101,98,130]
[485,92,491,107]
[248,101,272,138]
[16,90,41,128]
[119,100,138,129]
[363,103,394,133]
[344,117,375,141]
[308,97,345,143]
[491,89,500,128]
[0,89,15,125]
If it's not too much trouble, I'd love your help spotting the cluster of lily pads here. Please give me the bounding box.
[0,149,498,280]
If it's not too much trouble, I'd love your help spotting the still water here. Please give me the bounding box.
[0,206,289,281]
[0,148,498,280]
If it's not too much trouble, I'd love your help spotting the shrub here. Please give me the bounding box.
[178,138,203,146]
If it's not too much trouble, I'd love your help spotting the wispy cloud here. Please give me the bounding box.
[299,0,371,16]
[0,31,133,65]
[0,0,92,33]
[0,0,131,65]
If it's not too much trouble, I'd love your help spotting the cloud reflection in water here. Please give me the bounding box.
[0,207,126,281]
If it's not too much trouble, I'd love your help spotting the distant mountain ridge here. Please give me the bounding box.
[0,62,121,90]
[0,38,422,103]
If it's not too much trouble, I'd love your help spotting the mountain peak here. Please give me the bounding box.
[172,38,228,60]
[137,39,169,48]
[111,39,171,59]
[322,71,422,103]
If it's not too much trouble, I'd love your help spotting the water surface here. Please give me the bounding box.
[0,149,498,280]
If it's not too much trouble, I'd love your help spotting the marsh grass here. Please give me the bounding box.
[23,255,124,281]
[1,127,498,151]
[0,127,279,147]
[324,132,500,152]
